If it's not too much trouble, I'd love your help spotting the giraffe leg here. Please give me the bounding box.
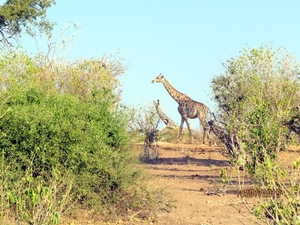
[177,116,185,143]
[207,125,213,146]
[203,126,209,145]
[200,119,211,145]
[185,118,194,143]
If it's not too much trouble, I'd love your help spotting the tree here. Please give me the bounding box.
[0,47,127,106]
[211,45,300,172]
[0,0,56,46]
[211,45,300,224]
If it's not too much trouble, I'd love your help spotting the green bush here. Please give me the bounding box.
[0,48,159,224]
[211,45,300,224]
[0,87,138,221]
[211,45,300,170]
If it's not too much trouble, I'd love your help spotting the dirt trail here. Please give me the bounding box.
[141,142,300,225]
[61,142,300,225]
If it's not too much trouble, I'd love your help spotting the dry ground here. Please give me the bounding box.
[141,142,262,225]
[136,142,300,225]
[62,142,300,225]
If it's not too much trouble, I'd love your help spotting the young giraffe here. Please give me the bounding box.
[153,99,177,128]
[151,73,211,144]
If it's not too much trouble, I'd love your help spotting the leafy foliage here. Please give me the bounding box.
[0,48,126,105]
[211,45,300,170]
[0,48,154,223]
[126,104,160,160]
[0,86,133,210]
[211,45,300,224]
[253,159,300,225]
[0,0,56,45]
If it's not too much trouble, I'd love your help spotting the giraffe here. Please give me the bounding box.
[153,99,177,128]
[151,73,211,144]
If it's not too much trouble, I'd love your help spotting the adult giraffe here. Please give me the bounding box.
[151,73,211,144]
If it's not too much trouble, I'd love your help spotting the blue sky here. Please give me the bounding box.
[18,1,300,129]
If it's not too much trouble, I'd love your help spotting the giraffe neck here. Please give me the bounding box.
[161,78,190,103]
[154,101,177,127]
[156,104,165,118]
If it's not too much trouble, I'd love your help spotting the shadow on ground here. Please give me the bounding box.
[155,157,230,167]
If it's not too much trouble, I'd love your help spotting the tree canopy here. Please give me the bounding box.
[0,0,56,45]
[211,45,300,170]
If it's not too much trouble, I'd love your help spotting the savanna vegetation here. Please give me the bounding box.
[0,4,160,223]
[0,1,163,224]
[0,0,55,46]
[0,1,299,224]
[129,44,300,224]
[0,45,162,224]
[211,45,300,224]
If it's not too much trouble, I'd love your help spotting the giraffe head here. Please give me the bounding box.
[151,73,165,83]
[153,99,159,109]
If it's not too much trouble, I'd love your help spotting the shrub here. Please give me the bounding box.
[0,87,138,222]
[126,104,160,160]
[211,45,300,224]
[211,45,300,171]
[0,47,157,223]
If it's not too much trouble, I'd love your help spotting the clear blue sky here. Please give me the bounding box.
[19,1,300,129]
